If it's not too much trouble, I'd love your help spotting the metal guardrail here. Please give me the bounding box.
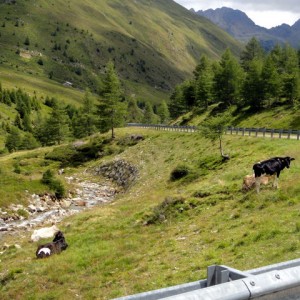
[127,123,197,132]
[127,123,300,140]
[227,127,300,140]
[113,258,300,300]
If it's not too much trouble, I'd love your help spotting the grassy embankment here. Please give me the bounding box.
[0,126,299,300]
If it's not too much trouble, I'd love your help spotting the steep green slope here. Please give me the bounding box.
[0,128,299,299]
[0,0,242,103]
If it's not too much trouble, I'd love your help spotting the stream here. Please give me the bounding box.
[0,176,116,236]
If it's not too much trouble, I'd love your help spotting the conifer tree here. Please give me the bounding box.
[97,61,126,138]
[5,127,22,152]
[157,100,170,124]
[261,55,281,106]
[242,59,264,110]
[73,89,97,138]
[194,55,213,109]
[127,98,143,123]
[143,101,156,124]
[240,37,265,71]
[213,49,244,107]
[281,45,300,104]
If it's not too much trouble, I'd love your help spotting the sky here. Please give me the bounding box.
[174,0,300,29]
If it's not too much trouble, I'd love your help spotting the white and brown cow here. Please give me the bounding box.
[253,156,295,193]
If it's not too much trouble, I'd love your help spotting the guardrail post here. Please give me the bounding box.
[288,130,291,139]
[298,131,300,140]
[271,129,274,138]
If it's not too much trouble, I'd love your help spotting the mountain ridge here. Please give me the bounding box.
[194,7,300,49]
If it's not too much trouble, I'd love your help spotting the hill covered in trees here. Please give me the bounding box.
[169,38,300,129]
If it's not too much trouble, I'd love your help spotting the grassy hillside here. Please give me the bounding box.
[0,127,299,299]
[0,0,242,104]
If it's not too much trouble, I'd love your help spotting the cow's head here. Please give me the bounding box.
[283,157,295,168]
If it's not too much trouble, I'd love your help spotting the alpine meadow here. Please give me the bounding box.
[0,1,300,300]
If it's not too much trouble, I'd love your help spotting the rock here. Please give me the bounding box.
[28,204,37,213]
[61,200,72,208]
[74,200,86,207]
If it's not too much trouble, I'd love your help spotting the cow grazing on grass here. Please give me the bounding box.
[31,225,59,242]
[242,174,269,191]
[36,231,68,259]
[253,156,295,193]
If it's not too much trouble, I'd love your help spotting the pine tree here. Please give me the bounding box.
[127,98,143,123]
[261,55,281,106]
[157,100,170,124]
[73,89,97,138]
[194,55,213,109]
[281,45,300,104]
[213,49,244,107]
[168,81,193,118]
[242,59,264,110]
[36,103,70,145]
[199,113,230,160]
[240,37,265,71]
[143,101,156,124]
[97,61,126,138]
[5,127,22,152]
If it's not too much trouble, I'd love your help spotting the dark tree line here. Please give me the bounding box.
[169,38,300,118]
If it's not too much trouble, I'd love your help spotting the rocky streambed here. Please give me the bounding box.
[0,159,138,237]
[0,176,116,235]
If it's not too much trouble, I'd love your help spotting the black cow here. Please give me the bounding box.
[253,156,295,193]
[36,231,68,259]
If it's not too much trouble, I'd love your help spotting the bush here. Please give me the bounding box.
[50,179,66,199]
[41,169,54,185]
[143,196,191,225]
[41,169,66,199]
[170,164,190,181]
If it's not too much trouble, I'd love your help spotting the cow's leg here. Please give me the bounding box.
[255,176,261,193]
[273,172,280,189]
[273,176,279,189]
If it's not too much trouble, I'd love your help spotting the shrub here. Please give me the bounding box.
[37,58,43,65]
[170,164,190,181]
[13,162,21,174]
[41,169,54,185]
[143,196,193,225]
[50,179,66,199]
[41,169,66,199]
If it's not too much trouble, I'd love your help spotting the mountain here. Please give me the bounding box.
[195,7,300,49]
[0,0,243,104]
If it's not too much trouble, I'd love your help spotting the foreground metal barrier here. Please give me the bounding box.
[114,258,300,300]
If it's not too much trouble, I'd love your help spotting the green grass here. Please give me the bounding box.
[0,127,299,299]
[0,146,61,206]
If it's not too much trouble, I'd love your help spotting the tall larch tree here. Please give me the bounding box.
[194,55,213,110]
[97,61,126,139]
[261,55,281,106]
[213,49,244,107]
